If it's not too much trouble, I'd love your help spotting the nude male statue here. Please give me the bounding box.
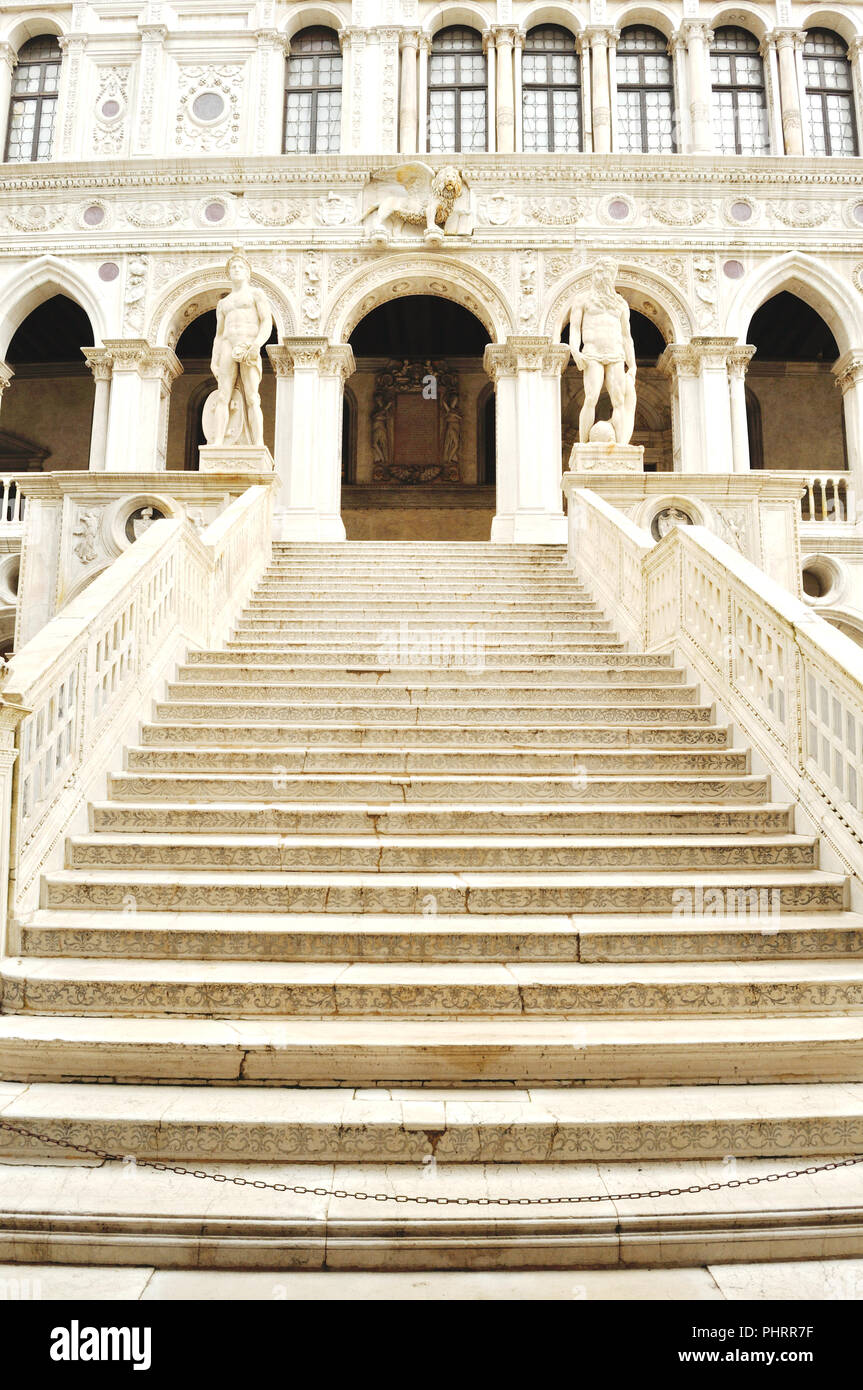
[569,260,637,446]
[209,251,273,448]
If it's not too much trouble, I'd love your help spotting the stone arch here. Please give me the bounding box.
[281,5,346,41]
[707,6,772,41]
[614,5,679,40]
[799,10,861,45]
[149,264,295,348]
[724,253,861,356]
[520,5,584,36]
[0,257,106,358]
[324,255,515,345]
[0,13,66,48]
[424,5,494,38]
[542,262,695,346]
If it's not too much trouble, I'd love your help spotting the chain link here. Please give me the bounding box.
[2,1116,862,1206]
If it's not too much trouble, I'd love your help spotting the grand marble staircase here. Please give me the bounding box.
[1,541,862,1269]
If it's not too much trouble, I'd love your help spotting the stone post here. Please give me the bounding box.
[483,30,496,153]
[675,21,713,153]
[255,27,286,155]
[772,29,805,155]
[659,339,736,473]
[102,341,182,472]
[56,35,87,159]
[0,43,16,150]
[82,349,113,473]
[494,26,516,153]
[585,27,614,154]
[399,29,420,152]
[484,337,570,544]
[728,346,756,474]
[267,340,355,541]
[833,351,863,511]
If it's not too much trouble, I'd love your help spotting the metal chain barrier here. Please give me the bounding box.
[2,1116,863,1206]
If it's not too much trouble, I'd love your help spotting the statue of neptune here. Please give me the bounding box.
[569,260,637,446]
[209,251,273,448]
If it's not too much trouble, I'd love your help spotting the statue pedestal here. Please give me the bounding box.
[199,445,274,474]
[567,442,644,474]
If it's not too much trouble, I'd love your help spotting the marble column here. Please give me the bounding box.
[584,27,614,154]
[513,31,524,150]
[399,29,420,152]
[494,26,516,153]
[268,340,355,541]
[82,349,113,473]
[102,341,182,472]
[417,35,430,153]
[0,43,16,152]
[760,34,785,155]
[848,37,863,151]
[676,21,714,153]
[483,31,496,153]
[484,337,570,544]
[833,351,863,509]
[772,29,805,155]
[728,346,756,474]
[658,339,736,473]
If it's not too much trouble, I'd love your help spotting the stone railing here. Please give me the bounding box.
[0,483,273,948]
[0,476,25,528]
[799,473,857,524]
[565,481,863,893]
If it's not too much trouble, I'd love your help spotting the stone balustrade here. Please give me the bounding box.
[565,479,863,895]
[799,473,857,524]
[0,482,273,946]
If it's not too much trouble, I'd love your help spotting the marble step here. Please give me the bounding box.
[234,615,616,629]
[65,833,816,873]
[124,747,747,774]
[186,650,664,667]
[5,1014,863,1084]
[107,771,765,803]
[13,957,863,1021]
[7,1155,860,1270]
[89,800,792,837]
[165,681,696,706]
[38,868,845,915]
[140,722,732,748]
[152,701,715,726]
[243,601,605,615]
[1,1080,862,1162]
[19,907,861,964]
[169,668,688,692]
[224,636,627,650]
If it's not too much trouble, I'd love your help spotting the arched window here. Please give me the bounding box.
[615,27,676,153]
[283,27,342,154]
[710,27,769,155]
[522,26,582,153]
[5,35,61,163]
[803,30,858,156]
[428,27,487,153]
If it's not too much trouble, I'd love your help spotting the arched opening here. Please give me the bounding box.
[168,307,277,470]
[283,27,343,154]
[344,293,493,539]
[745,291,845,472]
[3,294,95,471]
[560,309,671,469]
[428,26,487,153]
[5,35,62,163]
[616,26,676,153]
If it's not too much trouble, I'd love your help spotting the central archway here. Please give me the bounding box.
[344,294,493,540]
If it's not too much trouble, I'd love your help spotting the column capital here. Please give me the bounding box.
[81,347,114,381]
[400,27,421,51]
[673,19,714,45]
[833,350,863,394]
[582,26,619,48]
[255,27,285,51]
[847,36,863,63]
[57,34,88,54]
[484,337,570,379]
[482,29,496,55]
[269,340,356,380]
[768,28,807,52]
[0,362,13,394]
[0,41,16,72]
[137,23,168,42]
[727,344,757,378]
[490,24,519,48]
[100,339,182,384]
[658,338,740,379]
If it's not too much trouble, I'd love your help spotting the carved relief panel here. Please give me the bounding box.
[371,360,461,483]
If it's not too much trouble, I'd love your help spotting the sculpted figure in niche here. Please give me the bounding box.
[569,260,637,446]
[371,392,393,469]
[206,251,273,448]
